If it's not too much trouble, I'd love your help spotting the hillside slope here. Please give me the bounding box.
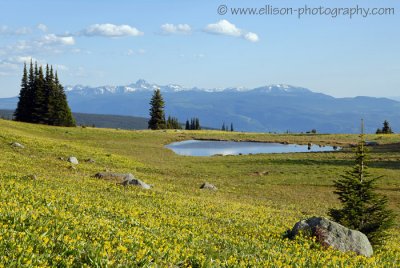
[0,119,399,266]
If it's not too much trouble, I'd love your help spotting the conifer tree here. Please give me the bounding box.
[190,118,194,130]
[221,122,225,131]
[31,66,46,124]
[148,89,166,130]
[15,62,75,127]
[329,120,394,246]
[195,118,200,130]
[230,123,234,132]
[52,72,75,127]
[185,120,190,130]
[382,120,393,134]
[14,63,29,121]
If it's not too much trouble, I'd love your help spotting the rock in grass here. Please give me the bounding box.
[68,157,79,165]
[94,172,151,189]
[11,142,24,148]
[200,182,217,191]
[85,158,95,163]
[289,217,373,257]
[23,174,37,180]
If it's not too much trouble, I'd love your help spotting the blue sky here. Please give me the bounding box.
[0,0,399,98]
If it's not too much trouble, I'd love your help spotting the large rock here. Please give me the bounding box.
[94,172,151,189]
[11,142,24,148]
[200,182,217,191]
[289,217,373,257]
[68,157,79,165]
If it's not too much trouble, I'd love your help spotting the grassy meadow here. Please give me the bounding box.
[0,119,399,267]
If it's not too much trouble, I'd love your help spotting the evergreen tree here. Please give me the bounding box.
[376,120,393,134]
[14,62,75,127]
[148,89,166,130]
[382,120,393,134]
[221,122,225,131]
[166,116,181,129]
[185,120,190,130]
[31,66,46,124]
[14,63,29,122]
[329,120,395,247]
[195,118,200,130]
[52,72,75,127]
[230,123,234,132]
[190,118,195,130]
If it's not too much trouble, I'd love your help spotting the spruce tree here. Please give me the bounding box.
[185,120,190,130]
[190,118,195,130]
[53,72,75,127]
[14,62,75,127]
[230,123,234,132]
[382,120,393,134]
[221,122,225,131]
[31,66,46,124]
[329,120,394,247]
[148,89,166,130]
[14,63,29,122]
[195,118,200,130]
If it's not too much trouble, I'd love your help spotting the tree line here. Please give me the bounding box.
[14,61,75,127]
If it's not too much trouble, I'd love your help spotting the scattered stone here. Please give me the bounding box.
[289,217,373,257]
[11,142,24,148]
[69,166,77,170]
[85,158,95,163]
[94,172,151,189]
[23,174,37,180]
[67,157,79,165]
[252,171,269,176]
[58,157,65,161]
[200,182,217,191]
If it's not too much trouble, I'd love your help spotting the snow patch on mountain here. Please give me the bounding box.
[65,80,313,96]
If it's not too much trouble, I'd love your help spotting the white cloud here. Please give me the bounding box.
[82,24,143,37]
[244,32,259,43]
[161,23,191,34]
[41,34,75,46]
[127,48,146,56]
[0,56,41,76]
[37,24,48,32]
[204,20,259,42]
[54,64,68,71]
[205,20,242,37]
[0,25,31,35]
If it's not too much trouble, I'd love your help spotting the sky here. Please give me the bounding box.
[0,0,399,98]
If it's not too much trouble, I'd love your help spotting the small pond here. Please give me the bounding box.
[165,140,339,156]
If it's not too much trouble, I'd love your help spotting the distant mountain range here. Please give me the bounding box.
[1,80,399,133]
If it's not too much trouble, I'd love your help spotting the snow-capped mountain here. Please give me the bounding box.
[65,79,312,96]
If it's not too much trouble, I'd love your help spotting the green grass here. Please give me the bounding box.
[0,119,399,267]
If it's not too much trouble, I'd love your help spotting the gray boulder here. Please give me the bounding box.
[289,217,373,257]
[68,157,79,165]
[11,142,24,148]
[200,182,217,191]
[94,172,151,189]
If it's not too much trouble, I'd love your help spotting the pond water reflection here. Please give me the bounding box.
[166,140,339,156]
